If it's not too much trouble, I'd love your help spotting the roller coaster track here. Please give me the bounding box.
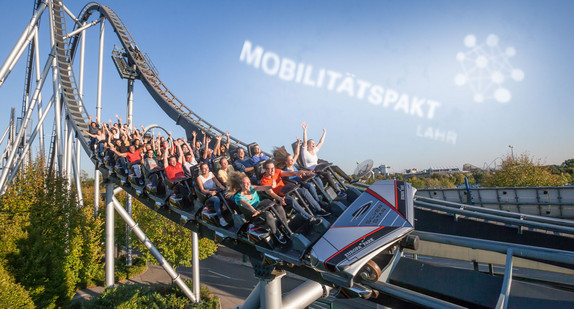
[67,2,257,152]
[2,1,574,307]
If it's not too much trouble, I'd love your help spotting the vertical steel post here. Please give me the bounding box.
[78,21,86,101]
[192,231,200,302]
[105,182,115,288]
[240,283,262,309]
[260,272,285,309]
[33,26,44,156]
[94,170,100,216]
[48,1,63,175]
[0,52,54,194]
[74,140,83,207]
[127,78,134,128]
[94,18,104,217]
[125,194,132,266]
[66,119,74,183]
[96,17,105,121]
[125,77,134,266]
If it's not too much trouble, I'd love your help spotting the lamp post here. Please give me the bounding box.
[508,145,514,159]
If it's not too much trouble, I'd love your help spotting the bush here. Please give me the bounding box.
[0,159,104,307]
[77,280,219,308]
[482,154,568,187]
[0,263,34,308]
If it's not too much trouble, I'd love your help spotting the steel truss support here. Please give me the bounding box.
[110,193,197,302]
[192,231,200,302]
[125,75,135,266]
[240,271,331,309]
[105,182,115,288]
[0,2,47,86]
[101,184,198,302]
[4,96,54,189]
[495,249,514,309]
[0,50,55,194]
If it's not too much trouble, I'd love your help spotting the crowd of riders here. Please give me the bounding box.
[85,115,352,246]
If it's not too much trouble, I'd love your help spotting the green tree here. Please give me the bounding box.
[482,154,568,187]
[0,159,103,307]
[0,263,34,308]
[128,199,218,267]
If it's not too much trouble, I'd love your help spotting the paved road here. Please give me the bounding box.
[74,245,377,309]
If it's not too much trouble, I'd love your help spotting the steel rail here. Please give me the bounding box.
[416,196,574,229]
[415,200,574,236]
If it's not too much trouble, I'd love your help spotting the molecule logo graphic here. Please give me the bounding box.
[455,34,524,103]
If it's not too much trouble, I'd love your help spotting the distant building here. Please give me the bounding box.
[373,164,391,176]
[403,166,462,178]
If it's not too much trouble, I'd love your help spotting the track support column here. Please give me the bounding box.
[192,231,200,302]
[111,196,196,302]
[260,271,285,309]
[105,181,115,288]
[125,194,132,266]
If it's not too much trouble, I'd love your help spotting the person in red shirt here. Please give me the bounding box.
[259,160,323,225]
[110,144,143,177]
[163,136,193,209]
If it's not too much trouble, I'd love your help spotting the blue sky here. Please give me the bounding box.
[1,1,573,174]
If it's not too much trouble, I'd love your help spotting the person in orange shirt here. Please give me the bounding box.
[259,160,323,225]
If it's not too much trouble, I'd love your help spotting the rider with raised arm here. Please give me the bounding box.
[228,172,288,245]
[301,122,325,170]
[197,162,228,227]
[281,140,328,207]
[260,160,324,225]
[301,122,352,193]
[163,133,193,209]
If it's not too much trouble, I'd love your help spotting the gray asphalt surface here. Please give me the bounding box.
[73,245,376,309]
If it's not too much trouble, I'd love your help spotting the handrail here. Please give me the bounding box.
[415,196,574,229]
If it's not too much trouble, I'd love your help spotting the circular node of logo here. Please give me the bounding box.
[464,34,476,48]
[455,74,467,86]
[511,69,524,81]
[473,93,484,103]
[491,71,505,84]
[486,34,499,47]
[494,88,511,103]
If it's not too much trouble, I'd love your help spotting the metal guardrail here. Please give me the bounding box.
[415,196,574,230]
[417,186,574,218]
[414,198,574,236]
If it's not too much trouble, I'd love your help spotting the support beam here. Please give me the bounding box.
[192,231,200,302]
[0,51,54,194]
[111,196,196,302]
[240,282,262,309]
[0,2,47,86]
[282,280,332,309]
[5,96,54,186]
[33,25,44,156]
[125,194,133,266]
[96,17,105,120]
[260,271,285,309]
[94,169,100,216]
[496,249,514,309]
[48,0,63,175]
[105,182,115,288]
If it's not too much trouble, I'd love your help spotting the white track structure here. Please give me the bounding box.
[0,0,206,302]
[0,1,335,307]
